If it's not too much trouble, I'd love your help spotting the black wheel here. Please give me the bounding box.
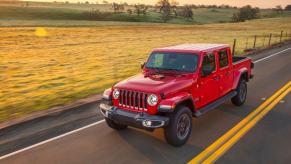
[105,118,128,130]
[232,79,247,106]
[164,106,192,147]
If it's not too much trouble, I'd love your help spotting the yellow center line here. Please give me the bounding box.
[188,81,291,164]
[203,87,290,163]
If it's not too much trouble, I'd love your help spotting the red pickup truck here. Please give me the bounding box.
[100,44,254,146]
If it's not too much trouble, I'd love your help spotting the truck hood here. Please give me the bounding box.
[114,73,197,95]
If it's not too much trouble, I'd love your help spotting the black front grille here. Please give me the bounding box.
[118,90,148,111]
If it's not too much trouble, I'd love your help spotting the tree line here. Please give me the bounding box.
[86,0,291,23]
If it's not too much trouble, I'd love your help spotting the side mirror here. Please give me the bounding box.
[141,62,146,69]
[201,67,213,77]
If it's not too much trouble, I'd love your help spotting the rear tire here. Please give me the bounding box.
[164,106,192,147]
[105,118,128,130]
[232,79,247,106]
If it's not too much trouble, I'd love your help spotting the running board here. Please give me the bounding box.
[194,91,237,117]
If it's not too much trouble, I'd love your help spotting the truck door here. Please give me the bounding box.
[217,48,233,96]
[198,53,220,107]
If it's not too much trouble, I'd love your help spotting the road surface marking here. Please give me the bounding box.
[0,120,105,160]
[203,87,290,163]
[253,48,291,63]
[188,82,291,164]
[0,48,290,160]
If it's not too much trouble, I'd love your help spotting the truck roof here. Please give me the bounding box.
[154,44,229,52]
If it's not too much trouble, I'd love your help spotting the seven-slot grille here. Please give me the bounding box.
[118,90,148,111]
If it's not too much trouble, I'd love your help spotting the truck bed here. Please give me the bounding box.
[232,56,248,63]
[232,56,253,91]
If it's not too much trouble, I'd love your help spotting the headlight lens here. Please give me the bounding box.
[147,94,158,106]
[113,89,120,99]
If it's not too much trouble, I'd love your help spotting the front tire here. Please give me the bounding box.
[232,79,247,106]
[164,106,192,147]
[105,118,128,130]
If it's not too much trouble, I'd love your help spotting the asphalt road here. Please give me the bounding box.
[1,44,291,164]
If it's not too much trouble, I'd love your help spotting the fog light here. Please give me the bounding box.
[146,120,152,126]
[143,120,152,127]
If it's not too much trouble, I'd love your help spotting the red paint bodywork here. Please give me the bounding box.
[106,44,253,115]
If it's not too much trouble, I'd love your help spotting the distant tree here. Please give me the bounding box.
[112,3,118,12]
[208,5,218,8]
[182,5,193,21]
[142,5,149,15]
[156,0,171,22]
[171,0,179,17]
[134,4,148,16]
[232,5,260,22]
[134,4,142,15]
[222,4,231,9]
[200,5,206,8]
[127,9,133,15]
[190,4,197,9]
[274,5,283,14]
[285,5,291,11]
[102,0,108,4]
[112,3,125,13]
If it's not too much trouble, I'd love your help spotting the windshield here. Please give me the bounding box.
[146,52,198,72]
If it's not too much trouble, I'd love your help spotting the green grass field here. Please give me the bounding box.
[1,17,291,123]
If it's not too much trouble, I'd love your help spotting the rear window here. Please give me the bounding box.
[218,50,229,68]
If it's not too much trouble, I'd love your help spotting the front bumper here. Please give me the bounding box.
[99,103,169,129]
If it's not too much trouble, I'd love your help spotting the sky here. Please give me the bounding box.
[23,0,291,8]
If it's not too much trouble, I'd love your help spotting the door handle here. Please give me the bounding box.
[213,75,220,80]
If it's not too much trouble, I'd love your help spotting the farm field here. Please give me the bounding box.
[1,17,291,122]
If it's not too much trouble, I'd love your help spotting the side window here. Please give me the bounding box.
[218,50,229,68]
[202,53,216,72]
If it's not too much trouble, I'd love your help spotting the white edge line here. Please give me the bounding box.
[0,120,105,160]
[253,48,291,63]
[1,47,291,160]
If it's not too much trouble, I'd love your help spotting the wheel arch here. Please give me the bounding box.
[175,98,195,114]
[158,92,195,114]
[233,69,249,90]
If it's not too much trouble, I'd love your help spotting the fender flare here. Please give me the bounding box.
[158,92,195,113]
[103,88,113,100]
[233,68,248,90]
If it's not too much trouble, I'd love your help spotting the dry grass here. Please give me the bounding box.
[1,17,291,122]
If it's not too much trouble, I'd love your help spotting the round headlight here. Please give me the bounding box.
[147,94,158,106]
[113,89,120,99]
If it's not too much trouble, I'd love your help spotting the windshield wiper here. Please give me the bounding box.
[147,67,187,77]
[160,68,186,75]
[161,68,180,72]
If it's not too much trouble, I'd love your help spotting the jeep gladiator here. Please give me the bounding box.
[100,44,254,146]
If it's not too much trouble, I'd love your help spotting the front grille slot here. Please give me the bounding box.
[119,90,148,111]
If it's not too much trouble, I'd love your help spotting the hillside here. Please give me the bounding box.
[0,1,291,26]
